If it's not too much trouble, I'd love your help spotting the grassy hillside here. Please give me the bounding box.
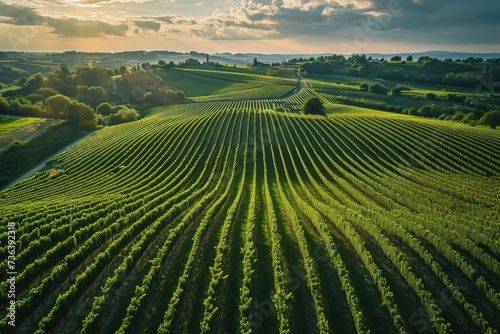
[0,121,85,186]
[154,68,297,101]
[1,97,499,333]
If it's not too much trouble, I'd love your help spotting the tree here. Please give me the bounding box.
[59,64,71,78]
[302,97,325,116]
[96,102,113,116]
[452,112,464,122]
[390,56,401,62]
[75,102,97,130]
[390,87,401,96]
[352,54,367,65]
[418,105,432,117]
[425,92,437,100]
[0,96,9,113]
[368,83,389,95]
[417,56,432,63]
[23,73,45,93]
[76,66,112,87]
[76,85,108,109]
[461,112,478,125]
[478,110,500,129]
[302,61,334,75]
[184,58,201,66]
[108,108,140,125]
[45,94,73,119]
[119,66,128,76]
[406,55,413,62]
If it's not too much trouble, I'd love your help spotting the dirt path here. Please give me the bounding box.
[2,132,94,190]
[280,70,310,98]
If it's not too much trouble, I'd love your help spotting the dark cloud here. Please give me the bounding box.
[0,2,128,37]
[190,28,207,37]
[200,0,500,46]
[0,2,47,26]
[0,0,499,49]
[201,0,368,40]
[157,16,175,24]
[48,17,128,37]
[135,20,161,32]
[360,0,500,45]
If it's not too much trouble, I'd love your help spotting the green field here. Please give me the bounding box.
[0,117,40,134]
[154,68,297,101]
[0,117,57,150]
[1,81,500,333]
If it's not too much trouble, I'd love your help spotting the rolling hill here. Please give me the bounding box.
[1,91,499,333]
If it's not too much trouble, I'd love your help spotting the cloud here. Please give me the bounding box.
[135,20,161,32]
[193,0,369,40]
[0,0,499,52]
[0,2,128,37]
[193,0,500,47]
[49,17,128,37]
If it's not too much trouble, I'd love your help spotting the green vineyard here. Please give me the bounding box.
[1,90,500,334]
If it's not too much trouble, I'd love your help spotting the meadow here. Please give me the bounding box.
[0,58,500,334]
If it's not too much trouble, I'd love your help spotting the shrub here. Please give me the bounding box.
[478,110,500,129]
[418,105,432,117]
[461,112,478,124]
[425,92,437,100]
[452,113,464,122]
[96,102,113,116]
[368,83,389,95]
[108,108,141,125]
[359,83,369,91]
[301,97,325,116]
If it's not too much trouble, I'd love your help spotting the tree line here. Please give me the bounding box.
[296,55,500,90]
[0,64,185,129]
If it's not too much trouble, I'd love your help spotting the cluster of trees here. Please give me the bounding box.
[0,63,186,129]
[400,104,499,128]
[300,62,335,75]
[323,90,498,128]
[285,54,346,65]
[294,53,499,90]
[358,83,390,95]
[388,84,412,95]
[119,70,184,105]
[156,58,218,69]
[0,66,24,84]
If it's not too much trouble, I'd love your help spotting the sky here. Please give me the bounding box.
[0,0,499,54]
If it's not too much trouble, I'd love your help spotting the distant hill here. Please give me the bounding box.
[2,50,499,64]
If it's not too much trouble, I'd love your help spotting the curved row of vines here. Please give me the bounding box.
[1,96,499,333]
